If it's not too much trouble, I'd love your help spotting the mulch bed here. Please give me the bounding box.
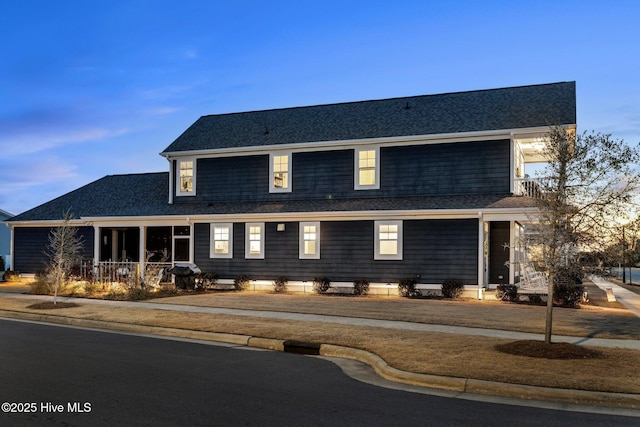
[495,340,605,359]
[26,302,79,310]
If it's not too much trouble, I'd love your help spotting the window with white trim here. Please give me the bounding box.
[210,223,233,258]
[177,159,196,196]
[355,147,380,189]
[245,223,265,259]
[299,222,320,259]
[374,220,402,260]
[270,153,291,192]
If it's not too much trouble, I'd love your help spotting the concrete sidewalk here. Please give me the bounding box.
[591,276,640,318]
[2,291,640,350]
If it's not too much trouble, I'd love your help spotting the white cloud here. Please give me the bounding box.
[0,127,130,157]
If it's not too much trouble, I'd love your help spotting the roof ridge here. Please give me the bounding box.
[197,81,575,118]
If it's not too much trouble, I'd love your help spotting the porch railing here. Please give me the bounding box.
[80,260,173,284]
[514,178,543,198]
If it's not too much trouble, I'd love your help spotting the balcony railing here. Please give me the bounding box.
[514,178,544,198]
[79,260,172,284]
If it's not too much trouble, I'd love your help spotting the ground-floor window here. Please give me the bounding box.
[245,223,265,259]
[210,223,233,258]
[374,220,403,260]
[299,222,320,259]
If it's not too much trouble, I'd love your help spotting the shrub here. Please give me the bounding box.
[552,268,585,308]
[234,274,250,291]
[312,277,331,294]
[3,270,22,282]
[495,284,519,302]
[441,279,464,299]
[126,287,151,301]
[273,276,288,293]
[83,281,101,296]
[553,282,585,308]
[398,277,419,297]
[528,294,543,304]
[195,272,219,290]
[353,279,369,296]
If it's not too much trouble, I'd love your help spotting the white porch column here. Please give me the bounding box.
[139,226,146,279]
[509,221,516,284]
[93,226,100,266]
[477,212,485,299]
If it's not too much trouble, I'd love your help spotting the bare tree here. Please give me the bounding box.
[46,209,83,304]
[532,127,640,344]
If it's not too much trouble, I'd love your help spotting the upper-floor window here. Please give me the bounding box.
[177,159,196,196]
[245,223,265,259]
[374,220,402,260]
[355,147,380,190]
[299,222,320,259]
[210,223,233,258]
[270,153,291,192]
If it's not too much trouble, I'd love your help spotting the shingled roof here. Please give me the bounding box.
[162,82,576,154]
[7,173,537,222]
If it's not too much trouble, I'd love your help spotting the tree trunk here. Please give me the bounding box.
[544,270,555,344]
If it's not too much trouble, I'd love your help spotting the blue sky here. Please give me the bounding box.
[1,0,639,215]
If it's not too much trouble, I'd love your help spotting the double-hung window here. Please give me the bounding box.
[355,147,380,190]
[245,223,265,259]
[210,223,233,258]
[270,153,291,192]
[299,222,320,259]
[177,158,196,196]
[374,220,403,260]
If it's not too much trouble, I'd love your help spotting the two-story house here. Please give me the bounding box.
[5,82,576,296]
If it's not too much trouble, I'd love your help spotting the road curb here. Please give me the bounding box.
[2,309,640,409]
[320,344,640,409]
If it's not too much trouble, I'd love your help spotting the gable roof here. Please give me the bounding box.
[8,172,537,223]
[162,82,576,154]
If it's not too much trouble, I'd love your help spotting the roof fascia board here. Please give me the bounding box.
[161,126,564,160]
[75,208,539,224]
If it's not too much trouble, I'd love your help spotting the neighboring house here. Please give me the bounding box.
[0,209,13,270]
[6,82,576,295]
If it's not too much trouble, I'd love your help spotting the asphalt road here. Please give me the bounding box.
[0,318,637,426]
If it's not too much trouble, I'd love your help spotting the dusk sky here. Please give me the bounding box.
[2,1,639,216]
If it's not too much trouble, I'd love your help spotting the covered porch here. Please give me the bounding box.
[89,221,193,281]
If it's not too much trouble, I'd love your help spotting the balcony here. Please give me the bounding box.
[514,178,543,198]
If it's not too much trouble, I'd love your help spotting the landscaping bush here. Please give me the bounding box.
[234,274,250,291]
[195,271,219,290]
[528,294,544,304]
[126,287,152,300]
[273,276,288,293]
[495,284,519,302]
[552,267,585,308]
[353,279,369,296]
[553,282,585,308]
[441,279,464,299]
[83,281,101,296]
[398,277,419,297]
[312,277,331,294]
[3,270,22,282]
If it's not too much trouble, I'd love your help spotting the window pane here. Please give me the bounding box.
[249,241,261,254]
[304,240,316,255]
[174,226,190,236]
[379,240,397,255]
[359,169,375,186]
[214,241,228,254]
[174,239,190,261]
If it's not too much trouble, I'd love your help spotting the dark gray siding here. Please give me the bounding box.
[380,140,510,196]
[175,139,510,205]
[489,221,510,284]
[13,226,94,274]
[193,219,478,284]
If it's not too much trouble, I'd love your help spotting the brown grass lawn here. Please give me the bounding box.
[1,280,640,395]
